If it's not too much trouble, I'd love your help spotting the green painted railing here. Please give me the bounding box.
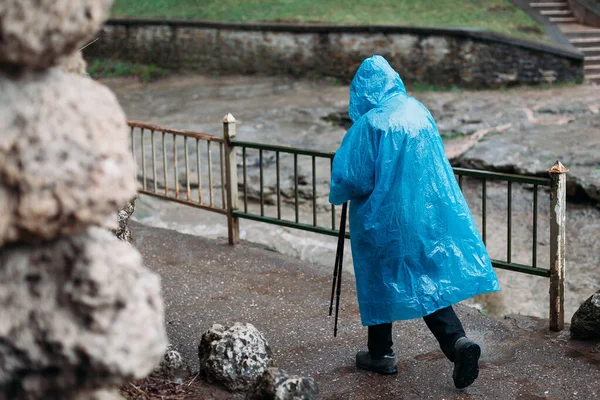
[229,140,553,278]
[128,116,568,331]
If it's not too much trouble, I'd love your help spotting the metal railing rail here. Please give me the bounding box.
[453,168,551,278]
[230,142,553,277]
[231,140,340,238]
[128,115,568,331]
[129,121,227,215]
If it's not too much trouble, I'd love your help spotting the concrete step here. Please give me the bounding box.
[586,56,600,62]
[563,29,600,38]
[586,73,600,82]
[580,47,600,56]
[585,58,600,71]
[571,37,600,47]
[540,9,573,15]
[560,22,597,30]
[530,2,569,8]
[549,16,578,22]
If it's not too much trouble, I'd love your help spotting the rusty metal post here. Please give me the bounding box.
[224,113,240,245]
[549,161,568,331]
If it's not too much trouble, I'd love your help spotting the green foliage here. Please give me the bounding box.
[441,131,465,141]
[112,0,546,42]
[532,82,579,90]
[408,83,463,93]
[87,58,169,82]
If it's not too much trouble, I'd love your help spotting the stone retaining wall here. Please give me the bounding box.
[86,19,585,88]
[568,0,600,27]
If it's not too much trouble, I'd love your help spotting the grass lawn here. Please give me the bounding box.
[87,59,169,82]
[111,0,546,42]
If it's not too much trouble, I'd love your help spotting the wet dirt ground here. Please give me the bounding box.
[104,74,600,321]
[130,222,600,400]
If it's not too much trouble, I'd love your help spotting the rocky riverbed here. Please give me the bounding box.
[104,74,599,322]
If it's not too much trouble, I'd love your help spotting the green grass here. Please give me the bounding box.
[441,131,466,141]
[88,59,169,82]
[408,83,464,93]
[479,130,504,142]
[410,80,579,93]
[111,0,546,42]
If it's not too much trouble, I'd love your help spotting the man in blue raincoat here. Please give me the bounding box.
[329,56,500,389]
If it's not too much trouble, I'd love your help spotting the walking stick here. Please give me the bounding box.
[329,202,348,337]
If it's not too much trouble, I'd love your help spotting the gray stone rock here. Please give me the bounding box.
[0,68,136,246]
[0,0,112,68]
[454,114,600,205]
[74,389,125,400]
[198,323,272,391]
[57,51,88,76]
[114,196,138,243]
[0,227,168,399]
[246,367,318,400]
[152,344,191,384]
[571,291,600,339]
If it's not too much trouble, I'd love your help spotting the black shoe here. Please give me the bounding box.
[452,337,481,389]
[355,351,398,375]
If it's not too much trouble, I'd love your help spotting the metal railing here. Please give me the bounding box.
[128,115,568,331]
[230,143,554,276]
[129,121,227,215]
[231,140,340,237]
[452,168,551,277]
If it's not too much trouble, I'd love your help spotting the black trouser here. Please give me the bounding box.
[367,306,466,362]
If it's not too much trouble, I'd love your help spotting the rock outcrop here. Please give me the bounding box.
[571,290,600,339]
[0,0,112,68]
[0,227,167,398]
[114,196,138,243]
[0,0,167,398]
[0,69,135,246]
[152,344,192,384]
[58,51,89,76]
[246,367,319,400]
[198,323,273,391]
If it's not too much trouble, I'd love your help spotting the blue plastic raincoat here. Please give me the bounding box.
[330,56,500,326]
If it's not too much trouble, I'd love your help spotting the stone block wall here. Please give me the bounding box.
[568,0,600,27]
[86,20,584,88]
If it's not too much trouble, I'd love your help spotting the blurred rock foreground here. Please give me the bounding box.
[0,1,167,398]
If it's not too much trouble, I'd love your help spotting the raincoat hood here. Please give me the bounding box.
[348,55,407,122]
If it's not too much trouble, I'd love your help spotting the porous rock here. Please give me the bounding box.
[74,389,125,400]
[57,51,88,76]
[571,290,600,339]
[246,367,319,400]
[0,0,112,68]
[198,323,272,391]
[151,344,191,384]
[114,196,138,243]
[0,68,136,246]
[0,227,168,399]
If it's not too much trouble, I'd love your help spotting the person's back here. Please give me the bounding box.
[330,55,500,389]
